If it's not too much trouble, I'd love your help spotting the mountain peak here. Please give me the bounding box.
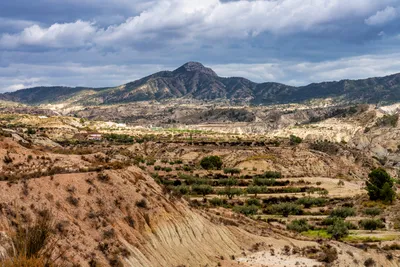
[174,62,217,76]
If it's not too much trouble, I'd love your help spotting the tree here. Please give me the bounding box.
[217,187,243,200]
[327,218,349,240]
[246,186,262,198]
[359,219,384,232]
[200,156,223,170]
[366,168,395,203]
[191,185,214,197]
[223,168,241,176]
[287,219,310,233]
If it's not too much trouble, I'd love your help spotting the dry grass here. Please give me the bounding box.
[3,209,63,267]
[2,255,48,267]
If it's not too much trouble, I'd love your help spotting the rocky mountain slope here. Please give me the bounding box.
[2,62,400,106]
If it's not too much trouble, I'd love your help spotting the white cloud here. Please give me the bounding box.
[365,6,398,26]
[0,20,96,48]
[1,0,397,48]
[212,53,400,85]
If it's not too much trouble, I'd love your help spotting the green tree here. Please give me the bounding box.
[217,187,243,200]
[191,185,214,197]
[359,219,384,232]
[327,218,349,240]
[200,156,223,170]
[366,168,395,203]
[223,168,241,176]
[246,186,263,197]
[287,219,310,233]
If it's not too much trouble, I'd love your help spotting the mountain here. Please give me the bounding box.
[2,62,400,105]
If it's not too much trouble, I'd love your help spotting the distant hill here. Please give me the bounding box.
[2,62,400,105]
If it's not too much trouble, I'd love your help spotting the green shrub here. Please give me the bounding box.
[183,165,193,172]
[246,198,261,206]
[295,197,327,208]
[209,198,224,206]
[287,219,310,233]
[246,186,266,197]
[330,207,356,218]
[363,208,382,217]
[375,114,398,127]
[174,185,190,195]
[191,185,214,196]
[359,219,385,232]
[200,156,223,170]
[217,187,243,199]
[264,203,303,217]
[233,205,258,216]
[218,178,238,186]
[290,135,302,145]
[327,218,349,240]
[223,168,241,176]
[261,171,282,179]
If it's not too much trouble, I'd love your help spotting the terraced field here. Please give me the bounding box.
[140,157,400,248]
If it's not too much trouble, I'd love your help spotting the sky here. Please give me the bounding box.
[1,0,400,92]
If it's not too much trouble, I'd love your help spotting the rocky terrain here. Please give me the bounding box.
[0,105,399,266]
[2,68,400,266]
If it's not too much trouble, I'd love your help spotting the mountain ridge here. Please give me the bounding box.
[2,62,400,106]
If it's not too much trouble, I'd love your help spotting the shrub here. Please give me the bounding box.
[182,165,193,172]
[366,168,395,203]
[136,199,148,209]
[233,205,258,216]
[330,207,356,218]
[375,114,398,128]
[364,258,376,267]
[174,185,190,195]
[246,198,261,206]
[223,168,241,176]
[246,186,265,197]
[11,209,56,264]
[164,167,173,172]
[209,198,224,206]
[191,184,214,196]
[217,187,243,200]
[3,154,13,164]
[200,156,223,170]
[363,208,382,217]
[359,219,384,232]
[264,203,303,217]
[261,171,282,179]
[327,218,349,240]
[66,196,79,207]
[289,135,302,145]
[97,172,110,183]
[318,245,338,263]
[295,197,327,208]
[26,128,36,135]
[310,140,339,155]
[287,219,310,233]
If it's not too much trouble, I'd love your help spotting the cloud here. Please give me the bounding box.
[0,20,96,48]
[1,0,397,49]
[2,53,400,93]
[212,53,400,85]
[365,6,398,25]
